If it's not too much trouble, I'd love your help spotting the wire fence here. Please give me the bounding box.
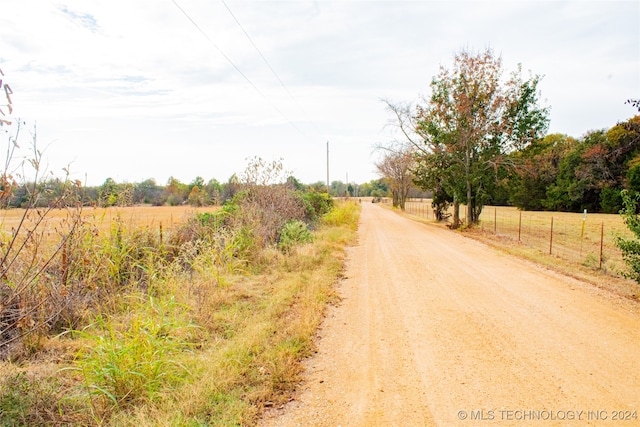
[395,199,635,274]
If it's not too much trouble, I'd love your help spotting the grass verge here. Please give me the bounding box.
[0,200,360,426]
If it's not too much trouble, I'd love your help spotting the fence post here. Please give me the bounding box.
[599,222,604,269]
[494,207,497,234]
[549,216,554,255]
[518,210,522,242]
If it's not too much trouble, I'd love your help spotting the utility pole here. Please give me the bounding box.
[326,141,330,195]
[346,172,349,198]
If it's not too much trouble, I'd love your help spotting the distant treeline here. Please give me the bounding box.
[1,174,430,209]
[6,115,637,212]
[493,115,640,213]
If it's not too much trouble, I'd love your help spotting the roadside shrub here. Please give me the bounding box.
[278,220,313,252]
[616,190,640,283]
[231,185,308,251]
[303,192,333,223]
[63,216,165,298]
[218,157,310,253]
[169,208,252,275]
[175,227,247,286]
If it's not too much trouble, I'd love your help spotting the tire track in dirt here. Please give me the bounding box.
[260,203,640,426]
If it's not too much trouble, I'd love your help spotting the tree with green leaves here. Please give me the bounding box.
[508,115,640,213]
[133,178,164,205]
[616,190,640,282]
[99,177,120,207]
[613,101,640,283]
[507,133,576,210]
[412,48,549,227]
[412,144,455,220]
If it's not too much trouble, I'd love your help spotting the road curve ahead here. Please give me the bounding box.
[260,202,640,426]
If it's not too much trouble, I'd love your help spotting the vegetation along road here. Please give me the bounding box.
[260,202,640,426]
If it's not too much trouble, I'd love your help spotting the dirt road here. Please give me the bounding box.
[260,203,640,426]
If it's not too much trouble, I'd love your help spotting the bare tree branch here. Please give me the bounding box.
[381,99,429,155]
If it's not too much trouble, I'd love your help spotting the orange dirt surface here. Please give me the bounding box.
[260,202,640,426]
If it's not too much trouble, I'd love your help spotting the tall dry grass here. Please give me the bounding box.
[0,200,360,426]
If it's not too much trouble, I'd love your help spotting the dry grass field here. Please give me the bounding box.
[480,206,633,269]
[0,205,218,233]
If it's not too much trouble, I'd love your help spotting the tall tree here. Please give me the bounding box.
[414,48,549,227]
[133,178,164,205]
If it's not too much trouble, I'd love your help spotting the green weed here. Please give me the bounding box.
[278,220,313,252]
[74,295,200,415]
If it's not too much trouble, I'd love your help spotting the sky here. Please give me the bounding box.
[0,0,638,187]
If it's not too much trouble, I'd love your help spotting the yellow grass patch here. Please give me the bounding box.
[0,205,218,232]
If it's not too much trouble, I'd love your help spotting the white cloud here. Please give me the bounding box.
[0,0,638,186]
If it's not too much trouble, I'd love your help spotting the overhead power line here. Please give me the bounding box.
[218,0,323,137]
[170,0,309,139]
[219,0,313,121]
[219,0,288,93]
